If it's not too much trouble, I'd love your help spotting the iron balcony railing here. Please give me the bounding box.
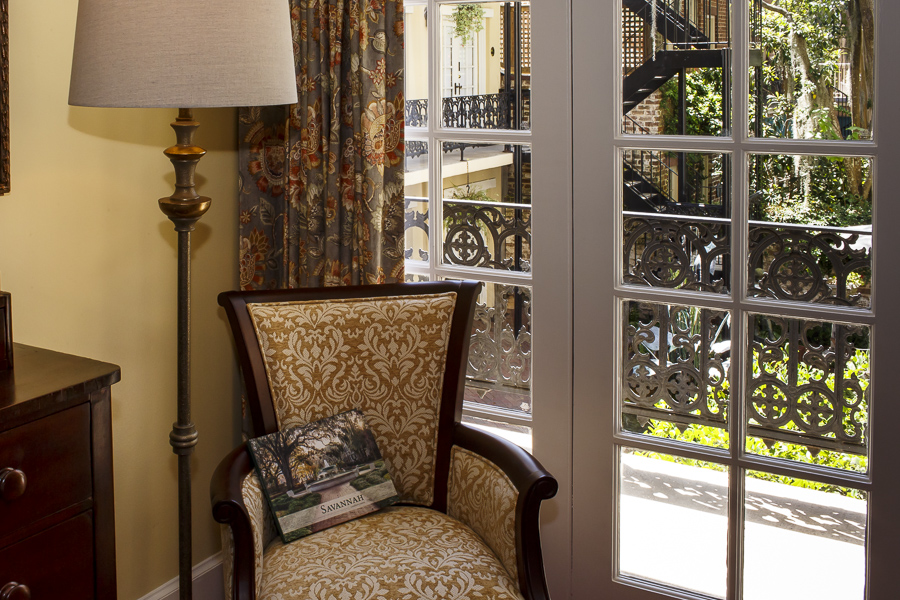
[622,211,871,455]
[405,89,531,131]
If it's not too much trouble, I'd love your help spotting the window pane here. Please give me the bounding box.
[440,2,531,130]
[467,283,532,413]
[623,150,731,293]
[743,472,866,600]
[405,4,428,127]
[405,140,430,262]
[619,448,728,598]
[622,301,730,449]
[746,315,869,472]
[748,154,872,308]
[441,142,531,271]
[749,0,874,140]
[621,0,731,136]
[464,414,532,451]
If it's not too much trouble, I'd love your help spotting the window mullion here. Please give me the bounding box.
[428,0,442,282]
[727,2,750,598]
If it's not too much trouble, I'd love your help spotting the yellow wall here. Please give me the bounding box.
[405,3,504,101]
[2,4,241,598]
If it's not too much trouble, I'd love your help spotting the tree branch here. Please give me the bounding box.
[762,1,792,21]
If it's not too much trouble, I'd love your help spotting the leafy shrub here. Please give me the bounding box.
[271,492,322,518]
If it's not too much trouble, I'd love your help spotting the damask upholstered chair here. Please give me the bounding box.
[211,281,558,600]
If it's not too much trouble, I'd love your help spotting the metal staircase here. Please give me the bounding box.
[621,0,731,215]
[622,0,711,48]
[623,49,726,114]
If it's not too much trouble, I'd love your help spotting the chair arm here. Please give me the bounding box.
[451,423,558,600]
[210,444,260,600]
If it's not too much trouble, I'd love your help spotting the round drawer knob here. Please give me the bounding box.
[0,468,27,501]
[0,582,31,600]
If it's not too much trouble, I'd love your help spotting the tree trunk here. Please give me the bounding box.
[846,0,874,199]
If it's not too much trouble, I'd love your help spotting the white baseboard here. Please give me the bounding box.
[137,553,224,600]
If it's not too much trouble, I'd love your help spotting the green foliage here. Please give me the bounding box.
[452,4,485,44]
[659,69,723,137]
[638,346,869,499]
[450,185,493,202]
[271,492,322,518]
[350,465,391,491]
[750,153,871,227]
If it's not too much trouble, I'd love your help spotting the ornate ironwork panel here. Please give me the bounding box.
[406,91,528,131]
[405,99,428,128]
[404,196,429,261]
[748,223,871,308]
[406,140,428,160]
[466,285,532,412]
[623,213,730,293]
[443,202,531,271]
[747,316,869,457]
[623,301,730,433]
[442,92,512,129]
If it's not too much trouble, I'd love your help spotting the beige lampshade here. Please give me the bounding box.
[69,0,298,108]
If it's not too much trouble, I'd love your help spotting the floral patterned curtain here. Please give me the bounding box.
[239,0,405,289]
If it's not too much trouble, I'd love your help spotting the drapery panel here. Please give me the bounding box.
[239,0,405,289]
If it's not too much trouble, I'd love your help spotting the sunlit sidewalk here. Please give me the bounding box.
[620,453,866,600]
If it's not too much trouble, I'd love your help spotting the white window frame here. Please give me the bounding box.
[404,4,575,594]
[571,1,900,599]
[406,0,542,426]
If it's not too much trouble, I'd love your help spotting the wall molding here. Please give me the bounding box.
[137,553,224,600]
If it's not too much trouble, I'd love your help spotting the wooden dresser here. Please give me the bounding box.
[0,344,120,600]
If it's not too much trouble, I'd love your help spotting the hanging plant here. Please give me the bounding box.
[452,4,485,44]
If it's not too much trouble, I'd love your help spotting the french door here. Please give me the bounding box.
[572,1,900,600]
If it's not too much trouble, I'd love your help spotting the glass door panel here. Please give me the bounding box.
[619,448,729,598]
[404,1,536,448]
[748,0,875,141]
[743,473,867,600]
[621,0,732,136]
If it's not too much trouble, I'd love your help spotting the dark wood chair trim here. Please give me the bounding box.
[430,280,481,513]
[210,445,257,600]
[453,423,558,600]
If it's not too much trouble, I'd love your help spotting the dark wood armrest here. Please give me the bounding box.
[452,423,558,600]
[210,444,257,600]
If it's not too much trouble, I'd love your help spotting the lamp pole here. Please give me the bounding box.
[158,108,210,600]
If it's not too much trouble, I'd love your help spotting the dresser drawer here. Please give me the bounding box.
[0,404,92,535]
[0,511,94,599]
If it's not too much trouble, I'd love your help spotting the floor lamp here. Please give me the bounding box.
[68,2,297,598]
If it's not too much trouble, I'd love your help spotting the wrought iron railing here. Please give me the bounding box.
[403,196,429,261]
[623,301,869,456]
[623,212,729,293]
[623,212,872,307]
[466,285,532,413]
[747,220,871,308]
[623,301,729,430]
[443,199,531,272]
[405,89,530,131]
[747,316,868,455]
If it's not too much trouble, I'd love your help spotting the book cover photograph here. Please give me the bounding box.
[247,409,400,543]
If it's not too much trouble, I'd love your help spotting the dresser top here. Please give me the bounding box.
[0,344,121,427]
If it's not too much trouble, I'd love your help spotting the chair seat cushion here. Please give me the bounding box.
[259,505,523,600]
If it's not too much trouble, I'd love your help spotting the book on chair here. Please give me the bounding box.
[247,409,400,543]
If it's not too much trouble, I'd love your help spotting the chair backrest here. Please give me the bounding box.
[218,281,481,509]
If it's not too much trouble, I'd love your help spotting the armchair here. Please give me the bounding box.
[211,281,558,600]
